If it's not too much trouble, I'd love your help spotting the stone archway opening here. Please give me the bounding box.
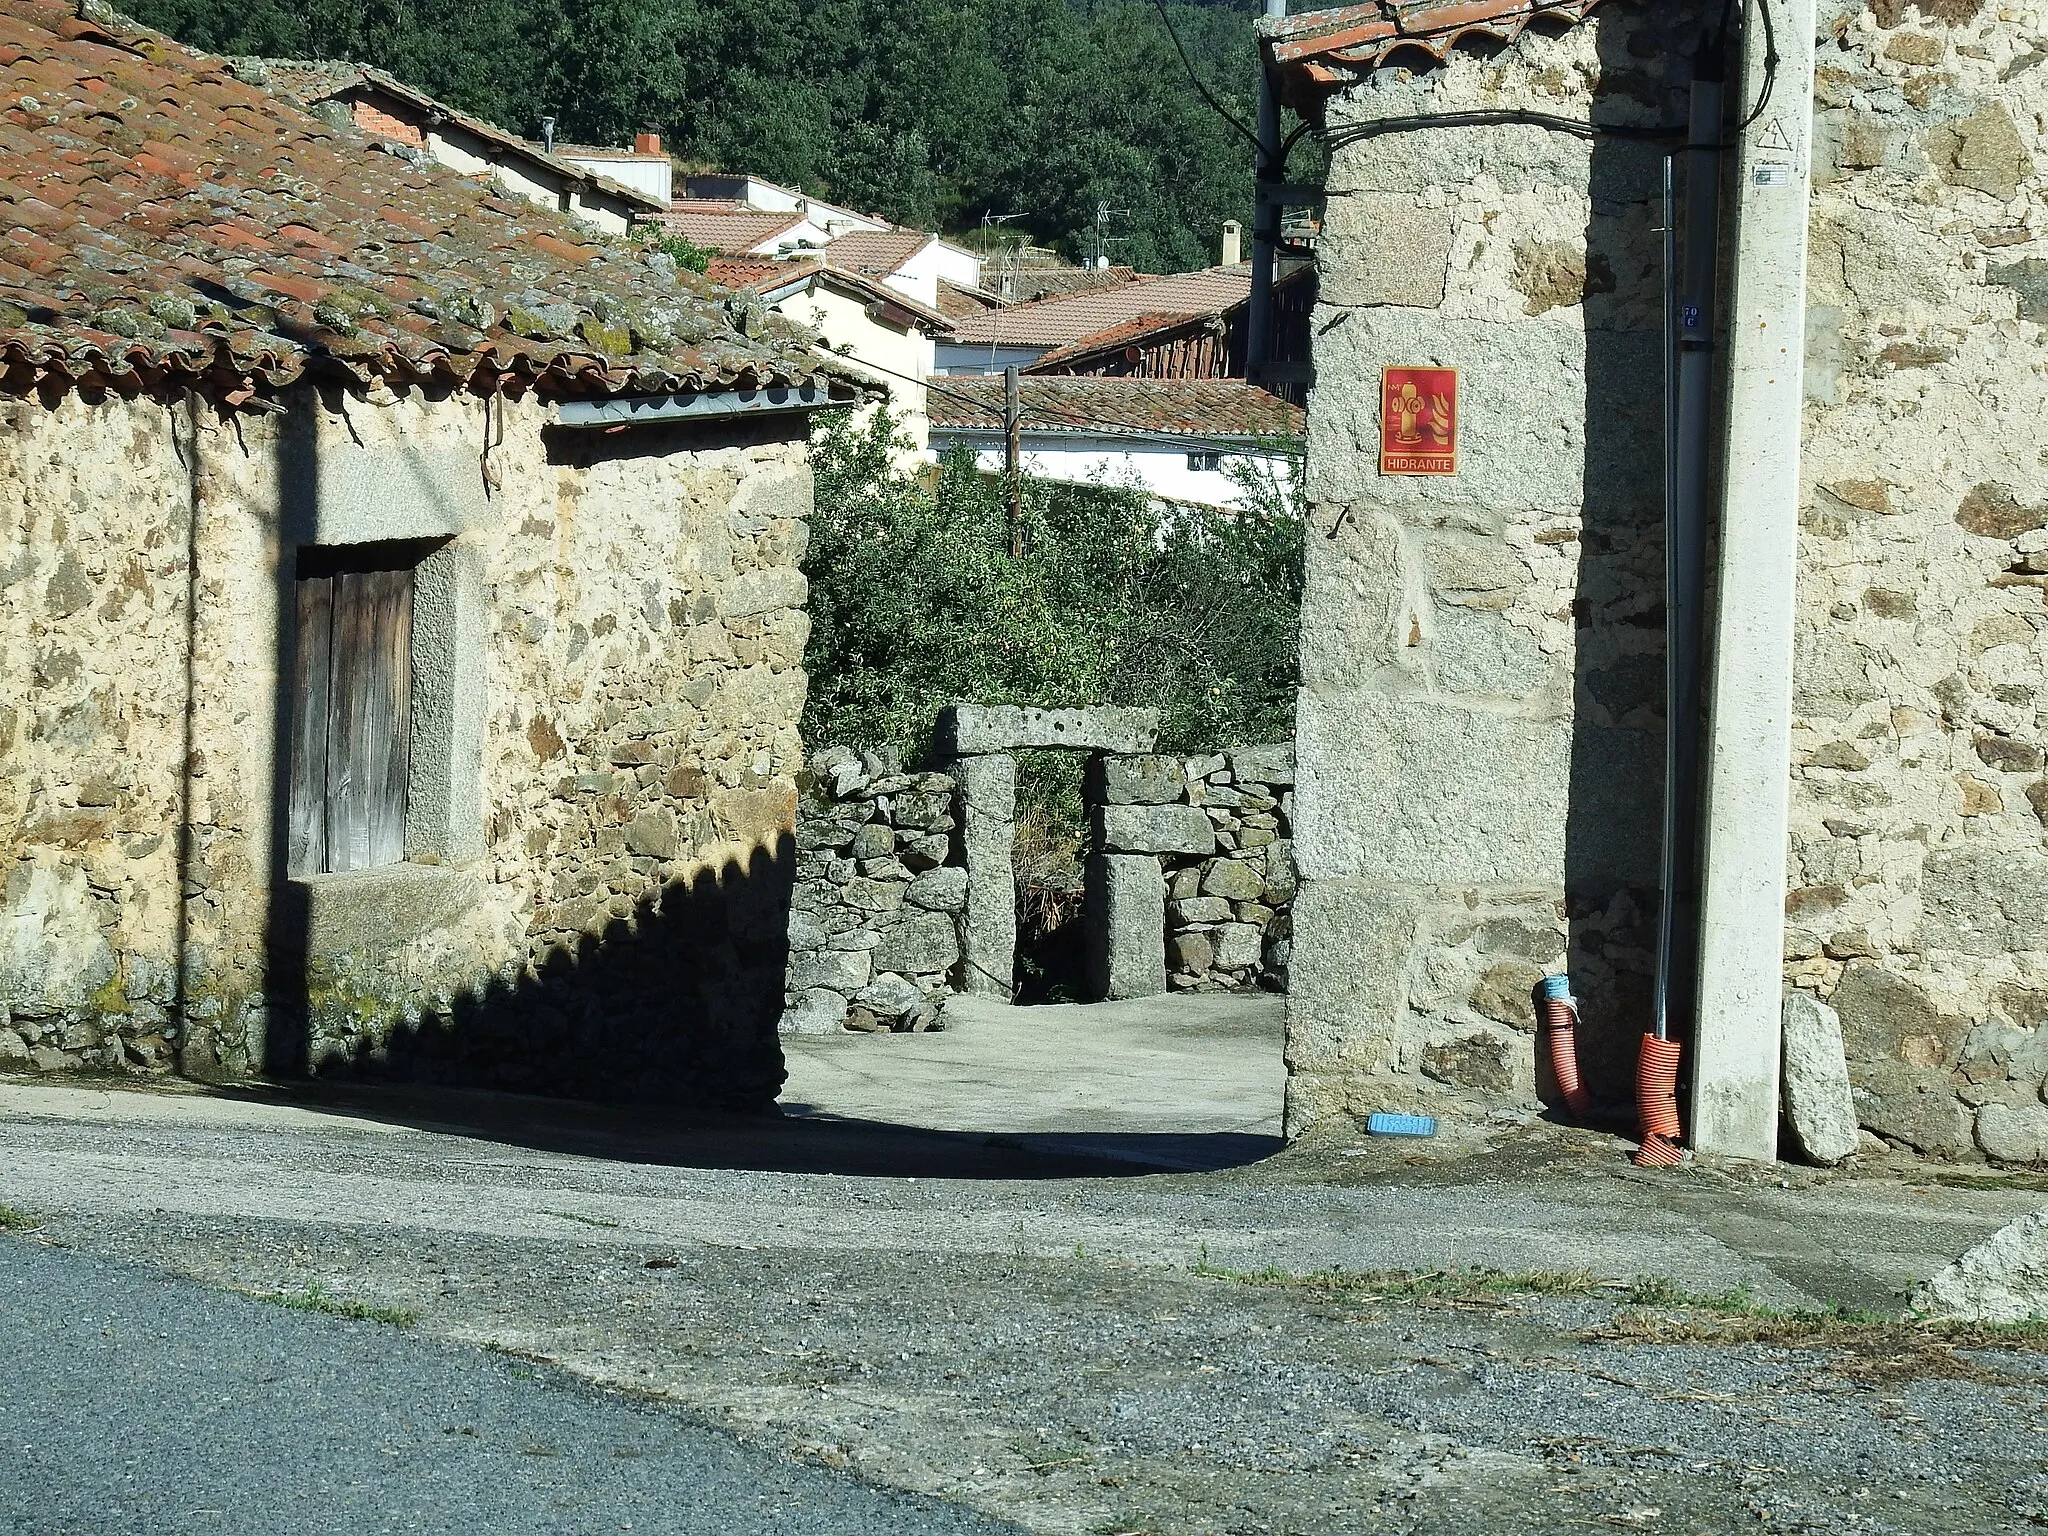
[936,704,1295,1006]
[936,704,1164,1005]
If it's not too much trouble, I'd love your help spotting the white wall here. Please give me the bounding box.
[774,283,934,461]
[425,125,633,235]
[929,432,1293,511]
[727,179,889,235]
[559,154,672,204]
[933,342,1047,375]
[752,214,837,254]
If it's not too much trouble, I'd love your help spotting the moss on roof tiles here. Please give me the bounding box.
[0,0,833,399]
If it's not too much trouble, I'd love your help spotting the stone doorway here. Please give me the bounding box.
[939,704,1191,1004]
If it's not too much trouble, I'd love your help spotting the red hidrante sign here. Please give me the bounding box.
[1379,366,1458,475]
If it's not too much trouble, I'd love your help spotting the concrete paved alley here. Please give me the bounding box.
[777,993,1287,1171]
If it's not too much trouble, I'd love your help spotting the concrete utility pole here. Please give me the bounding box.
[1692,0,1818,1162]
[1003,365,1022,558]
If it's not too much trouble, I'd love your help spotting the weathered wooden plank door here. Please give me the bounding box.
[327,568,412,872]
[286,576,334,877]
[286,561,413,876]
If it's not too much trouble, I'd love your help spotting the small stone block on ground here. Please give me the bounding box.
[1781,990,1860,1167]
[1913,1210,2048,1323]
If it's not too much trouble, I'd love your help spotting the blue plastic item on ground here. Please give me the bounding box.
[1365,1112,1437,1138]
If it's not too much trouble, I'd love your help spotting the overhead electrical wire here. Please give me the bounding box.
[1148,0,1266,160]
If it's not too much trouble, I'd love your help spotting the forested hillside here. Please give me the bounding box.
[129,0,1273,272]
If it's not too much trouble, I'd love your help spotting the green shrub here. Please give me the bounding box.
[800,408,1303,768]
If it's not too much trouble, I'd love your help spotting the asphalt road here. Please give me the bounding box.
[0,1240,1018,1536]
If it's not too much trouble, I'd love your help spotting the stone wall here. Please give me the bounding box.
[1787,2,2048,1163]
[1092,746,1297,994]
[1288,0,2048,1162]
[781,746,965,1033]
[1288,8,1679,1136]
[0,381,814,1108]
[781,730,1298,1027]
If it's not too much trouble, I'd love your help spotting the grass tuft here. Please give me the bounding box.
[258,1282,415,1328]
[1190,1261,1609,1302]
[540,1210,621,1230]
[0,1205,41,1232]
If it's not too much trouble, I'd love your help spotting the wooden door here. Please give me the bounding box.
[287,561,413,876]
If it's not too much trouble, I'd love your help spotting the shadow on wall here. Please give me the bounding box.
[1556,16,1691,1108]
[259,841,795,1108]
[242,388,793,1110]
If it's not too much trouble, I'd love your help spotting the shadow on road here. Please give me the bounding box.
[202,1078,1283,1180]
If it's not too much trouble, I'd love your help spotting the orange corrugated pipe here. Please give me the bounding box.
[1537,975,1593,1120]
[1634,1034,1685,1167]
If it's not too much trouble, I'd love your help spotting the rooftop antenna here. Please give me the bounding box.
[1091,202,1129,271]
[981,212,1026,368]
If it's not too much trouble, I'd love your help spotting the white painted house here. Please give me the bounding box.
[927,377,1302,511]
[710,258,953,460]
[681,174,892,236]
[244,61,663,235]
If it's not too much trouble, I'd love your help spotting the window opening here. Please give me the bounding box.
[286,540,435,876]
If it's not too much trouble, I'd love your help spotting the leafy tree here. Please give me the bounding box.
[127,0,1294,267]
[800,408,1302,766]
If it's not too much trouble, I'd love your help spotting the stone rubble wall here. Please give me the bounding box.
[782,746,965,1034]
[1290,0,2048,1163]
[1,383,813,1109]
[784,737,1299,1029]
[1092,746,1297,994]
[1787,1,2048,1164]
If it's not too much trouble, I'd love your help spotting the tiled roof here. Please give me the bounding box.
[929,376,1304,440]
[707,256,954,335]
[1015,266,1141,303]
[1263,0,1605,84]
[820,229,930,278]
[244,58,665,213]
[936,277,1004,317]
[704,257,792,290]
[947,268,1253,349]
[658,202,808,253]
[0,0,829,401]
[1029,312,1216,371]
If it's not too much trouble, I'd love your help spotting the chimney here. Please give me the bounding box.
[634,130,662,155]
[539,116,556,155]
[1220,219,1242,266]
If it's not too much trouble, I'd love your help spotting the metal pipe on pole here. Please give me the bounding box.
[1652,55,1725,1049]
[1004,364,1023,558]
[1693,0,1816,1161]
[1245,0,1286,382]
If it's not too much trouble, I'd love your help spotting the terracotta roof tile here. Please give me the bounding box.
[1263,0,1605,83]
[947,268,1252,349]
[1028,311,1215,371]
[820,229,930,277]
[658,202,807,254]
[929,376,1303,440]
[0,0,831,401]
